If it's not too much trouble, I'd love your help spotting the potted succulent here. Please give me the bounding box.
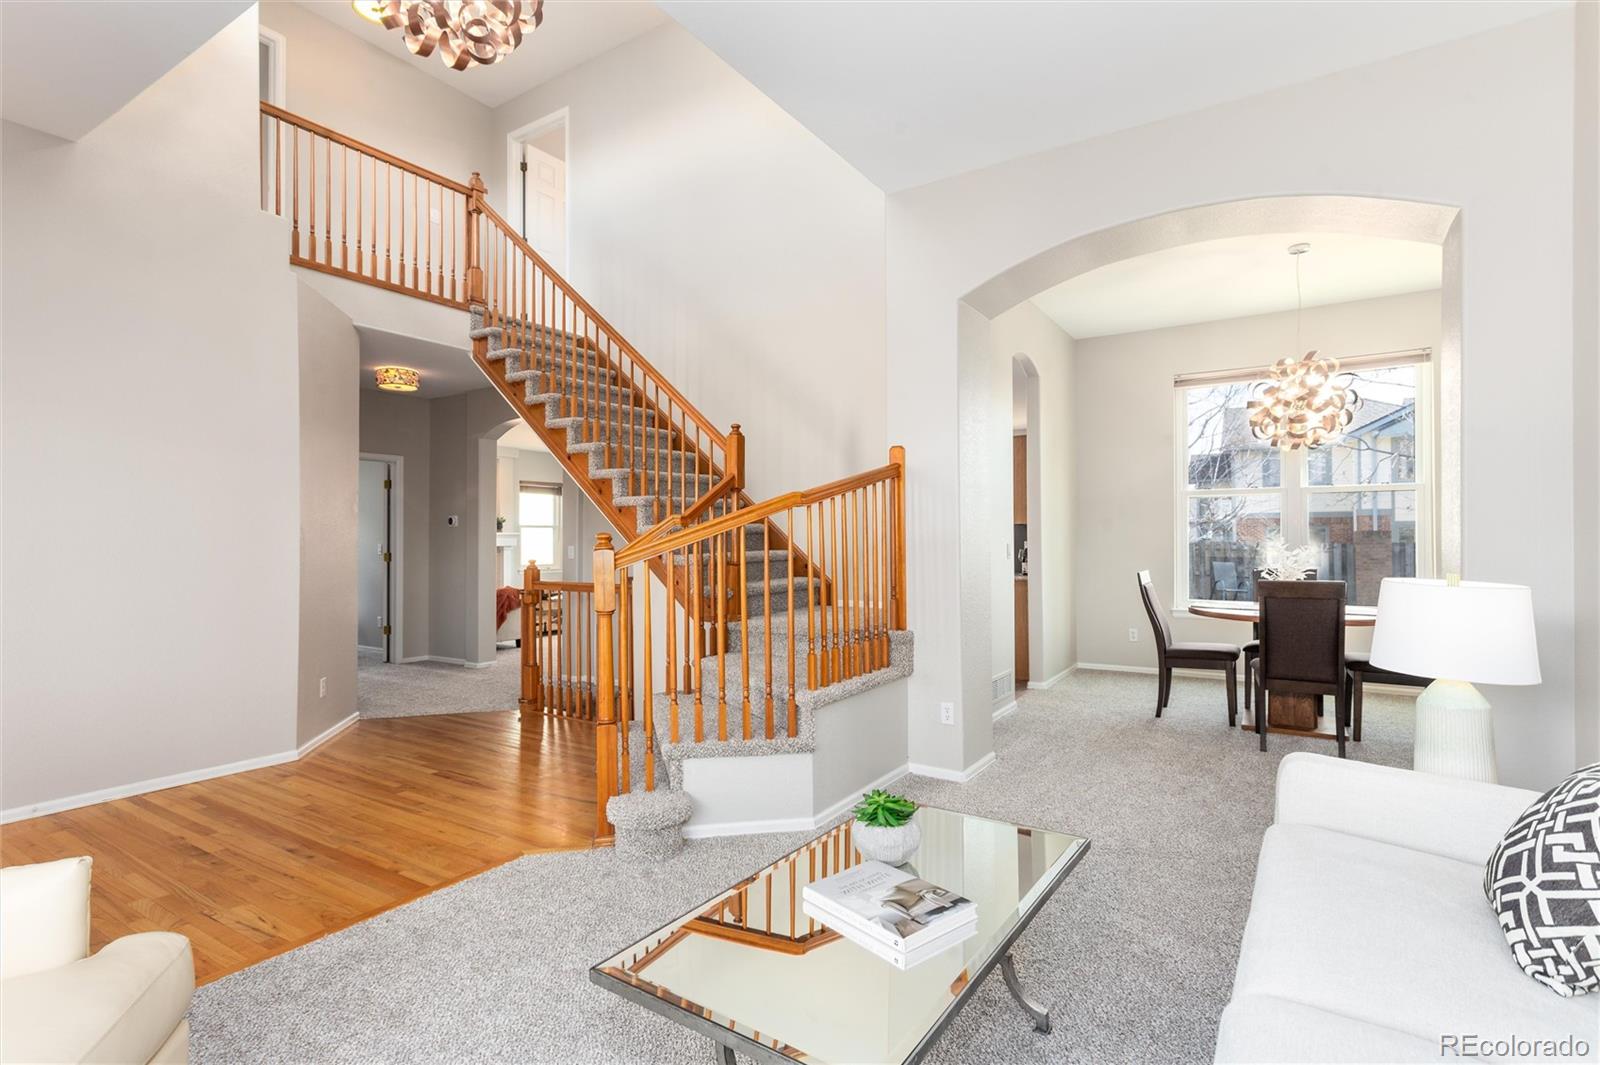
[496,516,507,532]
[852,789,921,865]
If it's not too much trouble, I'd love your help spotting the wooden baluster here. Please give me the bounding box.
[340,145,349,270]
[411,171,419,291]
[739,524,750,741]
[854,487,865,675]
[384,162,393,282]
[832,495,843,682]
[593,535,618,841]
[308,134,318,262]
[788,506,798,736]
[879,478,891,662]
[666,558,679,744]
[692,541,704,742]
[397,170,406,287]
[890,446,907,629]
[323,137,332,264]
[619,572,632,794]
[543,593,554,712]
[715,533,728,742]
[806,505,817,690]
[274,117,283,217]
[354,153,363,276]
[643,568,655,790]
[289,126,300,255]
[450,190,458,301]
[788,857,797,938]
[763,520,774,739]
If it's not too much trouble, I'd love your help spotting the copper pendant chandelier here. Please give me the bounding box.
[1246,244,1361,450]
[366,1,545,71]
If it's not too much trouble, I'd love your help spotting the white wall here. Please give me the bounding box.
[490,23,888,500]
[296,282,359,744]
[259,1,495,189]
[1574,1,1600,765]
[1072,291,1441,670]
[887,12,1583,787]
[1,10,302,812]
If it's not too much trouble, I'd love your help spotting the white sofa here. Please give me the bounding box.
[1216,753,1598,1063]
[1,856,193,1064]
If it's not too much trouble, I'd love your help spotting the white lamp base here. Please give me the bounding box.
[1413,679,1498,783]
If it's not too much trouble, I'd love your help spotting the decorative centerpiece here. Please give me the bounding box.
[496,516,507,532]
[1258,534,1320,581]
[852,789,921,865]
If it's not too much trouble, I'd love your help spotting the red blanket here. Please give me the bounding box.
[495,586,521,630]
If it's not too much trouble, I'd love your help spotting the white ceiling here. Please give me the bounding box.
[1029,233,1441,340]
[658,0,1567,192]
[300,0,668,108]
[357,326,496,397]
[2,1,252,140]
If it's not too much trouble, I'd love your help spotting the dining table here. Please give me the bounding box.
[1187,600,1377,735]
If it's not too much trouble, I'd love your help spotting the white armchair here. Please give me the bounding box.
[1,856,193,1064]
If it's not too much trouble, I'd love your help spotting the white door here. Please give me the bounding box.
[523,142,566,274]
[357,460,391,659]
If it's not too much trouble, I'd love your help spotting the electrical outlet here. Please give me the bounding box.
[1128,627,1139,642]
[318,677,327,698]
[939,701,954,726]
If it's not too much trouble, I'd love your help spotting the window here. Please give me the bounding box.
[518,482,561,571]
[1177,356,1431,607]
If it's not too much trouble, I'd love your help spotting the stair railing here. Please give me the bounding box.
[588,447,907,839]
[259,103,471,309]
[465,178,736,527]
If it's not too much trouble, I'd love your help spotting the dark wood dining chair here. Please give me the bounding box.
[1137,570,1239,724]
[1344,652,1432,743]
[1249,580,1351,756]
[1242,568,1319,715]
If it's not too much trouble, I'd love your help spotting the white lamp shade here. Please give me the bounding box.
[1369,578,1541,686]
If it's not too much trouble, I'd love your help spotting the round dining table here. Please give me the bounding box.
[1187,600,1377,734]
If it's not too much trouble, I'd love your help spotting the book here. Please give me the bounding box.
[803,899,978,970]
[801,860,976,951]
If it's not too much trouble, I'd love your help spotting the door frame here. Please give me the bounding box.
[504,108,569,268]
[360,452,405,662]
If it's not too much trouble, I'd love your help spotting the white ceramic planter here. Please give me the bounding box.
[854,819,921,865]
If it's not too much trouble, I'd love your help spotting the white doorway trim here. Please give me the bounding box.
[258,26,286,106]
[361,452,406,663]
[505,108,570,269]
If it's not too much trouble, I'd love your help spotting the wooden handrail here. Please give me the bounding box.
[616,461,900,567]
[260,102,471,194]
[471,195,730,456]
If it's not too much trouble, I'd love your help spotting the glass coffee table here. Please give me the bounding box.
[590,807,1090,1064]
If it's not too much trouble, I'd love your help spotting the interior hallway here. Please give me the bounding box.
[0,711,596,984]
[358,647,521,719]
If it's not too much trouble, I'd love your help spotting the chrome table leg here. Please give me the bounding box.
[1000,953,1052,1033]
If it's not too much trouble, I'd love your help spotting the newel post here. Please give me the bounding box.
[890,445,907,630]
[727,424,746,492]
[519,562,540,721]
[465,171,487,306]
[592,533,619,843]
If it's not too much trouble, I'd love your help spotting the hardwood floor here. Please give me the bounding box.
[0,710,596,984]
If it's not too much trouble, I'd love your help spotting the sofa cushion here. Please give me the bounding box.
[1215,994,1438,1063]
[1231,825,1596,1051]
[1484,762,1600,997]
[0,856,91,980]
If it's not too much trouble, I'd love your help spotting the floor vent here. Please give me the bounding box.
[992,672,1013,701]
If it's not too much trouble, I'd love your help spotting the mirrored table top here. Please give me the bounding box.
[590,807,1090,1064]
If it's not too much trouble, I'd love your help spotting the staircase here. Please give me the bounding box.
[260,104,912,855]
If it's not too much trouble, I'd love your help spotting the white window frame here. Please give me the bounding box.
[1172,352,1435,609]
[518,481,562,571]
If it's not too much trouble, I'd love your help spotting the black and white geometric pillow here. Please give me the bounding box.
[1484,763,1600,997]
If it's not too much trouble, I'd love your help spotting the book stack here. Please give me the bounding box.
[802,860,978,970]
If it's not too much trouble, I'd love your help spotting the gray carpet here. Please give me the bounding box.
[357,647,521,719]
[192,669,1413,1064]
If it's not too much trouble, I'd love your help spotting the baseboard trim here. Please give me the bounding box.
[2,713,362,825]
[298,712,358,756]
[681,762,912,840]
[908,750,996,783]
[1076,661,1222,680]
[992,700,1019,722]
[1025,666,1074,691]
[356,644,384,654]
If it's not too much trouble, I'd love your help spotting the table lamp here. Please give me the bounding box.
[1368,577,1540,783]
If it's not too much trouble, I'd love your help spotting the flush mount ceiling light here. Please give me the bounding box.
[350,1,387,24]
[374,366,421,392]
[1246,243,1361,450]
[368,1,545,71]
